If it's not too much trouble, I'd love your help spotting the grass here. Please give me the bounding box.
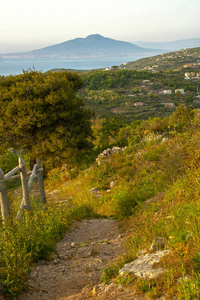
[0,204,70,296]
[0,181,100,298]
[101,265,119,283]
[1,108,200,298]
[121,155,200,298]
[73,126,200,298]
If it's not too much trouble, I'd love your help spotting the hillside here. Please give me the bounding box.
[77,47,200,123]
[119,47,200,71]
[41,110,200,299]
[0,68,200,299]
[0,34,163,59]
[10,108,200,299]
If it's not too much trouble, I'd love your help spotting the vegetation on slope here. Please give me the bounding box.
[49,47,200,123]
[78,49,200,122]
[119,47,200,71]
[0,60,200,298]
[44,106,200,299]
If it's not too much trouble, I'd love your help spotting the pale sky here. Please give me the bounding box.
[0,0,200,53]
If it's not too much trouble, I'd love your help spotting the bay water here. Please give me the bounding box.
[0,55,145,76]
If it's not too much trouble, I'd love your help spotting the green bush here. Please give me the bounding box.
[0,150,18,174]
[115,192,139,218]
[101,266,119,283]
[0,204,71,297]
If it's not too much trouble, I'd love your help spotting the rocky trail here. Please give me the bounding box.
[18,218,147,300]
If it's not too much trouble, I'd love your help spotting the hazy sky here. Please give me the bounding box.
[1,0,200,53]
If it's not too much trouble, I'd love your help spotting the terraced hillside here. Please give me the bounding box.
[119,47,200,71]
[79,48,200,122]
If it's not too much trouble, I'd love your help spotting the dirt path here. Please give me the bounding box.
[18,218,146,300]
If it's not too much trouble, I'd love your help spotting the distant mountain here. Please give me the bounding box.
[0,34,163,59]
[134,38,200,51]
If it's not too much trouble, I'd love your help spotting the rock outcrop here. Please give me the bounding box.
[119,250,170,279]
[96,146,128,165]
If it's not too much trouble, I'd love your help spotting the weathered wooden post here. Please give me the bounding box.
[0,168,10,221]
[17,163,37,220]
[36,159,46,205]
[19,156,31,211]
[28,164,37,191]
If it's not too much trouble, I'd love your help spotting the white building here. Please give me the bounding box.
[161,103,175,108]
[185,73,191,79]
[134,102,145,106]
[175,89,185,94]
[185,72,196,79]
[162,90,172,95]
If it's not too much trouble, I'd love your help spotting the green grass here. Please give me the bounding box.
[0,197,101,298]
[101,266,119,283]
[0,205,69,296]
[1,107,200,298]
[44,123,200,298]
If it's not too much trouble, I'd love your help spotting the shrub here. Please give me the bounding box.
[0,150,18,174]
[101,266,119,283]
[115,192,139,218]
[0,204,71,297]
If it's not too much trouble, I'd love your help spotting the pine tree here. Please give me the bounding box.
[0,70,93,163]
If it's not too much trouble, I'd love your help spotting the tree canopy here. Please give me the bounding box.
[0,70,94,163]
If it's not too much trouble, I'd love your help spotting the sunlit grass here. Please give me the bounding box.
[1,112,200,298]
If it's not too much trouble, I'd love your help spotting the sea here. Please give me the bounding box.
[0,56,146,76]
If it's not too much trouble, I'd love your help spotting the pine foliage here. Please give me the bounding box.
[0,70,93,162]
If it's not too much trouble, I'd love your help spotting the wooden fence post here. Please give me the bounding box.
[28,164,37,191]
[36,159,46,205]
[17,163,37,219]
[19,156,31,211]
[0,168,10,221]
